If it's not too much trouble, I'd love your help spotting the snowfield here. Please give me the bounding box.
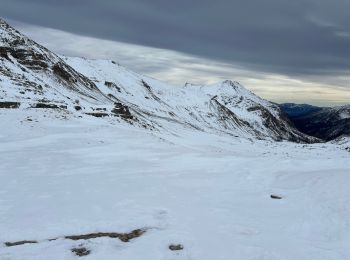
[0,109,349,260]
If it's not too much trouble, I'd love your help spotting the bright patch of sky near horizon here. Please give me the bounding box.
[10,20,350,107]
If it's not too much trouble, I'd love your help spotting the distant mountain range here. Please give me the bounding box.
[280,103,350,141]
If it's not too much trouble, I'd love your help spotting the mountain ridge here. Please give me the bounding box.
[0,18,317,143]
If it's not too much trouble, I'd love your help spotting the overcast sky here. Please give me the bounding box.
[1,0,350,106]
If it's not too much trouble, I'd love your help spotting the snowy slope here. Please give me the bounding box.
[0,109,349,260]
[0,19,111,110]
[62,56,316,142]
[0,18,315,142]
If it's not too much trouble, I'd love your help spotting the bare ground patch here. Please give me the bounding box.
[4,228,146,248]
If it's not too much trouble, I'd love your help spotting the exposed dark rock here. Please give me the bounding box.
[71,247,91,257]
[95,107,107,111]
[104,81,113,87]
[65,229,146,242]
[169,244,184,251]
[118,229,146,242]
[5,240,37,247]
[0,47,49,70]
[0,101,20,108]
[85,112,109,118]
[111,102,133,120]
[32,103,66,109]
[74,105,82,111]
[104,81,121,92]
[107,93,118,100]
[0,47,11,61]
[270,194,282,199]
[141,80,161,101]
[52,63,73,82]
[3,229,146,248]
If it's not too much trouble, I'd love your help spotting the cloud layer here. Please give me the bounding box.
[11,21,350,106]
[2,0,350,77]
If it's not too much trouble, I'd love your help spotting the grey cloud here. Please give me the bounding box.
[1,0,350,77]
[11,23,350,106]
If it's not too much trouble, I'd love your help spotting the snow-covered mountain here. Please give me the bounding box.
[2,18,350,260]
[280,103,350,141]
[0,18,315,143]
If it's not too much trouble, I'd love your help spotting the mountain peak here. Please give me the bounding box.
[0,18,29,47]
[217,79,247,93]
[0,18,17,33]
[0,17,8,26]
[221,79,240,87]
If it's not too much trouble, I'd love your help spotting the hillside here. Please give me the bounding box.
[280,103,350,141]
[0,18,315,143]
